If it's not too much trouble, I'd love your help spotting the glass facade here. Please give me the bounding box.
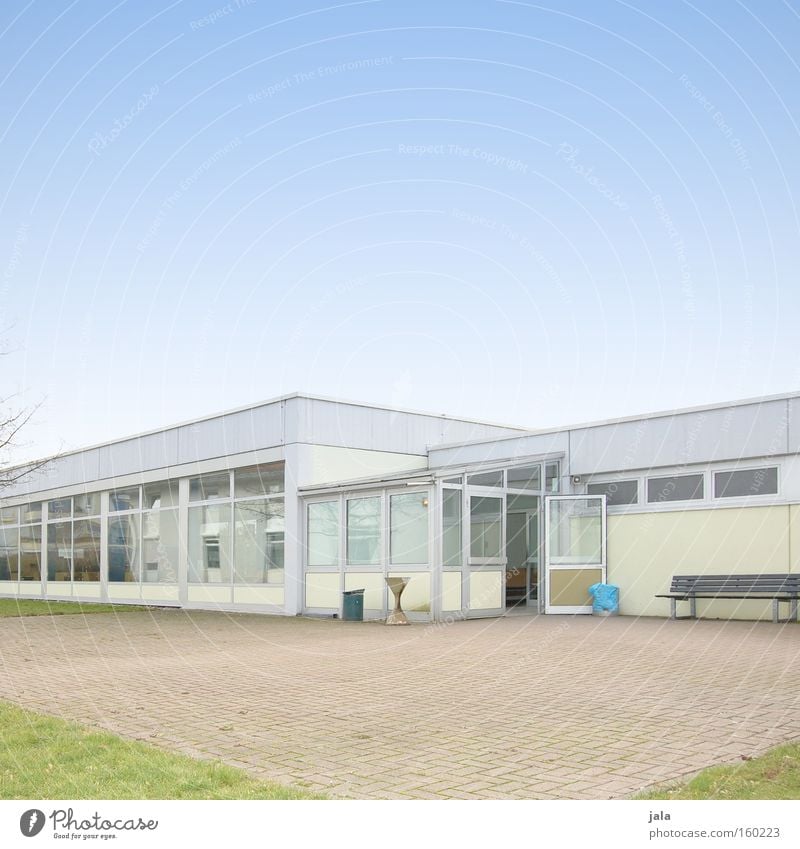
[442,489,462,567]
[346,497,381,565]
[389,493,428,564]
[307,501,339,566]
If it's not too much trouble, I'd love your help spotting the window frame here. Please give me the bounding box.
[712,464,779,500]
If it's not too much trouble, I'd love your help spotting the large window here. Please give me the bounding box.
[346,497,381,565]
[714,467,778,498]
[0,527,18,581]
[470,496,503,559]
[390,492,428,564]
[19,525,42,582]
[188,504,232,583]
[647,473,704,503]
[107,481,179,584]
[188,464,285,585]
[587,479,638,506]
[45,494,101,583]
[507,465,541,490]
[234,499,285,584]
[47,522,72,581]
[442,489,462,566]
[307,501,339,566]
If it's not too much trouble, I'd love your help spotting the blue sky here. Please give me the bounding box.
[1,0,799,459]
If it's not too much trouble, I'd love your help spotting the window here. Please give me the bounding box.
[714,467,778,498]
[110,487,140,512]
[108,515,140,582]
[189,472,230,502]
[73,493,101,517]
[347,497,381,565]
[390,492,429,564]
[442,475,462,485]
[507,465,541,490]
[0,506,18,525]
[72,519,101,581]
[0,528,18,581]
[48,498,72,519]
[19,525,41,581]
[647,473,704,503]
[470,496,503,559]
[467,470,503,487]
[144,481,178,510]
[188,504,232,583]
[307,501,339,566]
[545,462,560,493]
[142,509,179,583]
[235,464,284,497]
[442,490,462,566]
[587,479,638,507]
[234,500,285,583]
[47,522,72,581]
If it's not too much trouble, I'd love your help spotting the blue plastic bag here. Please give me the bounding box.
[588,582,619,613]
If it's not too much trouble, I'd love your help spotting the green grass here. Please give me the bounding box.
[0,700,319,799]
[638,742,800,800]
[0,599,152,618]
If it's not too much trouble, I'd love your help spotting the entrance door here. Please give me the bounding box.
[505,494,539,607]
[544,495,606,614]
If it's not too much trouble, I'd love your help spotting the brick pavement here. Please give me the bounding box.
[1,610,798,799]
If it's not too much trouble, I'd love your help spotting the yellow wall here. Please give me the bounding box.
[608,504,799,620]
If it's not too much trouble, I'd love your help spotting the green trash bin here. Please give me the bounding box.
[342,589,364,621]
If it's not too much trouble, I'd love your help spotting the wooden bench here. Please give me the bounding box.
[656,574,800,623]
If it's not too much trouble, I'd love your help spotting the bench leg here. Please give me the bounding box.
[793,599,799,623]
[690,596,697,619]
[773,598,779,624]
[670,598,677,620]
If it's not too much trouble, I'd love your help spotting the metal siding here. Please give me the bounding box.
[570,400,789,474]
[97,430,179,479]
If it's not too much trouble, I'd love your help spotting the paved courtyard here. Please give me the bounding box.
[1,610,799,799]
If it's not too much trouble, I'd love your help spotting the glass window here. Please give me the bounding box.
[442,475,462,485]
[587,480,638,507]
[19,525,41,581]
[48,498,72,519]
[189,472,230,502]
[647,473,704,503]
[110,487,140,512]
[442,489,462,566]
[73,518,101,582]
[1,506,18,525]
[545,462,560,493]
[507,465,541,490]
[467,470,503,487]
[0,528,19,581]
[390,492,429,564]
[73,493,101,517]
[108,515,140,583]
[188,504,232,583]
[142,510,179,583]
[47,522,72,581]
[347,497,381,565]
[235,463,284,497]
[21,503,42,523]
[470,496,503,559]
[144,480,178,510]
[234,499,285,584]
[548,498,602,564]
[714,467,778,498]
[307,501,339,566]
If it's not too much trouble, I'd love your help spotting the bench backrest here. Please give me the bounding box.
[670,574,800,595]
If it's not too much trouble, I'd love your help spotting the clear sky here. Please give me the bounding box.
[1,0,798,461]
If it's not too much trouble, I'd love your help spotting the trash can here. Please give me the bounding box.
[342,589,365,622]
[588,582,619,616]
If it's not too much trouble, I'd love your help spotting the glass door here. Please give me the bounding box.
[505,494,539,608]
[544,495,606,614]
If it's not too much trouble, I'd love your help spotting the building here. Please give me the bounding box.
[0,390,798,622]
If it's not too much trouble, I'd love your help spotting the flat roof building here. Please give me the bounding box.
[1,390,798,622]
